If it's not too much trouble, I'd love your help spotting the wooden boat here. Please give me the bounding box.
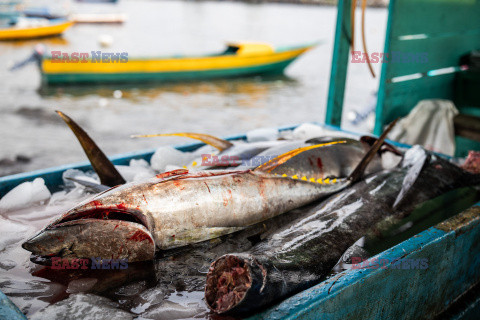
[0,19,73,40]
[0,0,21,27]
[22,7,67,20]
[39,42,316,85]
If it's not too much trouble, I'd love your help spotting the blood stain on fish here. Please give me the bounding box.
[317,157,324,177]
[116,203,127,210]
[127,231,153,243]
[173,180,186,190]
[91,200,103,208]
[204,182,211,193]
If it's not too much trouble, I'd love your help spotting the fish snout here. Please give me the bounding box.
[22,219,155,262]
[22,228,73,257]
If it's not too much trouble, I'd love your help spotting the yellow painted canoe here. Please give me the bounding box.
[41,42,317,85]
[0,20,73,40]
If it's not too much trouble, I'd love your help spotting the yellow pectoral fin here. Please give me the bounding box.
[131,132,233,152]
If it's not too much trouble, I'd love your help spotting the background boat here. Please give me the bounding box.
[40,42,317,85]
[0,18,73,40]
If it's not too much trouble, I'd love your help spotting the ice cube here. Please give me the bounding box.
[292,123,327,140]
[140,300,203,320]
[150,146,189,172]
[0,217,34,251]
[130,287,165,314]
[0,259,16,270]
[190,144,217,157]
[48,187,90,207]
[62,169,99,189]
[292,123,356,140]
[30,294,134,320]
[66,279,98,294]
[114,281,148,297]
[128,159,156,181]
[130,159,150,168]
[0,178,51,215]
[115,164,155,183]
[246,128,279,142]
[0,275,66,317]
[164,165,183,172]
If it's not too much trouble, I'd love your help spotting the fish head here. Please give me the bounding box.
[22,183,156,263]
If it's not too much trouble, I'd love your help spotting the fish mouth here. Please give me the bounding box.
[47,206,150,231]
[22,205,155,263]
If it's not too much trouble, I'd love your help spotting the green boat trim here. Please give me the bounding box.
[42,58,297,85]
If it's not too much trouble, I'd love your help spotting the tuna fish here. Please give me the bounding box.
[135,131,391,179]
[204,146,480,315]
[22,112,395,263]
[132,131,379,172]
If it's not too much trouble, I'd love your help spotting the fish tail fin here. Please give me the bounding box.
[131,132,233,152]
[56,111,126,186]
[392,147,430,209]
[348,119,398,183]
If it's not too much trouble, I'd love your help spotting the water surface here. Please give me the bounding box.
[0,0,387,175]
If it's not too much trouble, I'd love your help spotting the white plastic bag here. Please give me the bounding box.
[387,99,458,156]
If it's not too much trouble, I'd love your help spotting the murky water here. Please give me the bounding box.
[0,0,387,176]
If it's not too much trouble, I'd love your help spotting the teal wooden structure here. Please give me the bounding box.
[326,0,480,157]
[0,291,27,320]
[251,201,480,320]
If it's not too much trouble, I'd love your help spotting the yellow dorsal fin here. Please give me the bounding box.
[255,141,347,173]
[131,132,233,152]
